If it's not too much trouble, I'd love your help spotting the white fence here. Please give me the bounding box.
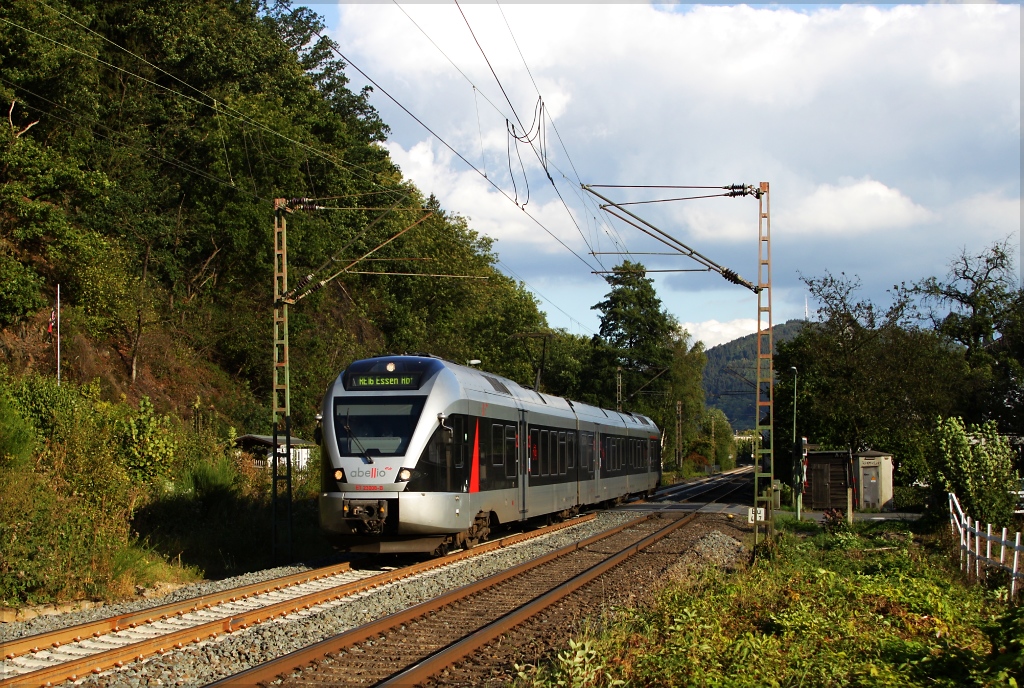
[948,492,1023,596]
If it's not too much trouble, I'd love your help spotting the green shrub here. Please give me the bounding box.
[894,485,927,512]
[116,397,178,481]
[0,391,36,468]
[931,417,1017,526]
[0,252,46,326]
[526,525,1007,687]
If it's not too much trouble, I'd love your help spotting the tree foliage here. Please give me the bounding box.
[914,240,1023,434]
[776,272,967,480]
[931,417,1016,527]
[586,261,706,461]
[0,0,549,436]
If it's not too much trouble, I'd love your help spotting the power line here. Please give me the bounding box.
[1,78,260,200]
[392,1,629,264]
[494,1,631,260]
[451,1,608,265]
[497,260,597,337]
[309,27,600,274]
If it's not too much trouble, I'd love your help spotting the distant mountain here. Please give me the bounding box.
[703,319,807,431]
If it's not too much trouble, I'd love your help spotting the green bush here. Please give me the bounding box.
[894,485,927,512]
[0,252,46,326]
[116,397,178,481]
[931,417,1017,526]
[0,391,36,468]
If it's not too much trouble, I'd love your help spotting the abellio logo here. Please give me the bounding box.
[348,467,387,479]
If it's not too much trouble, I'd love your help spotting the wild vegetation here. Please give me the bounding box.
[0,0,721,606]
[518,519,1023,687]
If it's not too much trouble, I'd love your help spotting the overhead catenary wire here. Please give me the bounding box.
[496,260,597,337]
[23,0,637,332]
[450,1,609,265]
[392,1,629,266]
[1,80,261,200]
[307,27,600,275]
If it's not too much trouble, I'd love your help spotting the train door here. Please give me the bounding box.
[518,409,528,519]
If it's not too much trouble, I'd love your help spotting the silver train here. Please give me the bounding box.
[317,355,662,554]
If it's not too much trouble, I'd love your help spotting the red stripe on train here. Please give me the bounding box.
[469,418,480,493]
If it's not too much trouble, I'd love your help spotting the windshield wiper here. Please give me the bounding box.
[343,409,373,463]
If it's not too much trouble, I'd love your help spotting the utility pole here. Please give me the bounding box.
[753,182,774,545]
[792,366,800,520]
[616,367,622,412]
[271,199,293,564]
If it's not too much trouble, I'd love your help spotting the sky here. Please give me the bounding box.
[318,2,1021,348]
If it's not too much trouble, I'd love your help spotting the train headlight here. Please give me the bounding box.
[333,469,345,482]
[397,468,412,482]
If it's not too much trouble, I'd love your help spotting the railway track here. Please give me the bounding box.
[211,512,695,687]
[0,515,595,688]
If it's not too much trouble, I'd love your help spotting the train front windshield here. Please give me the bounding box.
[333,397,426,457]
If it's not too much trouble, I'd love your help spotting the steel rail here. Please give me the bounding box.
[0,514,595,688]
[209,514,658,687]
[0,562,353,660]
[380,513,696,687]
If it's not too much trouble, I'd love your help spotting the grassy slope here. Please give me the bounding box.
[520,518,1021,687]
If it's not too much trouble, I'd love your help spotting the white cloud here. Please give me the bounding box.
[680,319,759,349]
[329,3,1020,332]
[385,139,584,255]
[782,178,935,235]
[946,191,1021,238]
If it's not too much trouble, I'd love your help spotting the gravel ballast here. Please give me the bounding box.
[6,511,639,687]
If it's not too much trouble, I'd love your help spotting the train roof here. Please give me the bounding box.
[345,354,659,431]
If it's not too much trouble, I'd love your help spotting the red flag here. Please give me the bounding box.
[47,308,56,334]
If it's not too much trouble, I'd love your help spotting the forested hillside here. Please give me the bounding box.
[703,319,805,430]
[0,0,551,436]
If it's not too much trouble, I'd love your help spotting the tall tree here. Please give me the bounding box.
[913,240,1022,431]
[588,261,706,460]
[776,272,966,481]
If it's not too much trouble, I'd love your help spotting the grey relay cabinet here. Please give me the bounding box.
[854,450,894,511]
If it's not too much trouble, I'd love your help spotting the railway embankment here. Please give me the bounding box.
[515,517,1023,687]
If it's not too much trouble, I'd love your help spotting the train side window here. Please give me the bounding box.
[529,429,540,476]
[642,440,648,469]
[610,438,617,472]
[504,426,517,478]
[582,432,592,471]
[541,430,550,476]
[567,432,575,470]
[558,432,567,475]
[452,415,465,468]
[491,424,504,467]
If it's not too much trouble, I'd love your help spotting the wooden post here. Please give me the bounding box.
[1001,527,1008,567]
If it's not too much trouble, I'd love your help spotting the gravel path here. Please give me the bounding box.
[29,511,640,687]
